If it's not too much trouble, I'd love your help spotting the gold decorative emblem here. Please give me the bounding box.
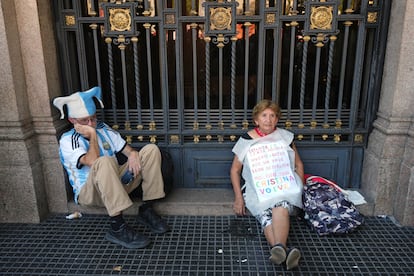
[165,13,175,25]
[310,6,333,30]
[109,8,131,32]
[65,15,76,26]
[354,134,364,143]
[367,12,377,23]
[170,135,180,144]
[209,7,232,31]
[265,13,276,25]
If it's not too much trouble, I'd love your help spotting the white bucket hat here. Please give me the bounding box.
[53,86,104,119]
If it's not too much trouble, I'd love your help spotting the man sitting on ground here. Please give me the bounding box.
[53,86,169,249]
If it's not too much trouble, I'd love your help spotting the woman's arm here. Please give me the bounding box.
[230,155,246,216]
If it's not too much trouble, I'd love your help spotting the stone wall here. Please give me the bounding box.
[0,0,67,223]
[361,0,414,225]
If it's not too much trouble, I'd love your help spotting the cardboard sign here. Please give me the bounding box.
[246,141,297,202]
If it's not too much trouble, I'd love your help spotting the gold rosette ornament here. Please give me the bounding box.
[210,7,232,31]
[109,8,132,32]
[310,6,333,30]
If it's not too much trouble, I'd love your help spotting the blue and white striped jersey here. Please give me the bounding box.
[59,121,126,202]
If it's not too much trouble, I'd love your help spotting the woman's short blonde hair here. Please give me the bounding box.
[252,99,281,123]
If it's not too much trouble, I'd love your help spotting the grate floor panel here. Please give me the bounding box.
[1,214,413,275]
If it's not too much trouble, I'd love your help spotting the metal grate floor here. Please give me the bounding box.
[1,214,413,275]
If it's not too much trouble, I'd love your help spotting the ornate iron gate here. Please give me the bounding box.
[53,0,390,189]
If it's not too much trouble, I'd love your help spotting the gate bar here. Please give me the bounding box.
[132,37,143,125]
[144,24,155,121]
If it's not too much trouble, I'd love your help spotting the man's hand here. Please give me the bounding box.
[126,149,142,176]
[74,122,100,166]
[74,123,96,139]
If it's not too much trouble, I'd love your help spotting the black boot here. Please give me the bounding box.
[105,223,151,249]
[137,205,170,234]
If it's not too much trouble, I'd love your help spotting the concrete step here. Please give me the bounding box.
[67,188,374,217]
[68,188,235,216]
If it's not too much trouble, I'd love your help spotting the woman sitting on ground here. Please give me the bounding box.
[230,99,305,270]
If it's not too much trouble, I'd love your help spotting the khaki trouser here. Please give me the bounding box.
[78,144,165,216]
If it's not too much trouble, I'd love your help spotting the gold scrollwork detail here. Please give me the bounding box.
[109,8,132,32]
[125,121,131,130]
[142,10,151,17]
[136,122,143,140]
[344,21,353,27]
[285,120,292,129]
[65,15,76,26]
[193,135,200,143]
[193,121,199,130]
[217,135,224,143]
[126,135,132,144]
[335,119,342,129]
[367,12,378,23]
[333,134,341,143]
[315,34,326,47]
[149,135,157,144]
[242,120,249,130]
[230,135,236,142]
[149,121,156,130]
[310,6,333,30]
[218,120,224,130]
[216,34,226,48]
[209,7,232,31]
[290,21,299,27]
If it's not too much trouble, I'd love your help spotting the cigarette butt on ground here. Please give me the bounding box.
[65,211,82,219]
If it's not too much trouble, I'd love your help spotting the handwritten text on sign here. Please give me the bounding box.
[247,141,296,201]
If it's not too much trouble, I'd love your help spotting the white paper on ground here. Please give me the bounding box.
[342,190,367,205]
